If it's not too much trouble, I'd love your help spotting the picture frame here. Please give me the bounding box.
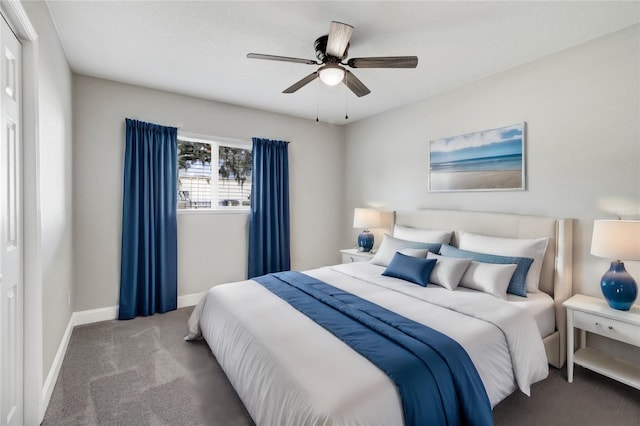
[428,122,526,192]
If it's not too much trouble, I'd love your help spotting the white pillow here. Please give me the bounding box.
[459,261,518,299]
[371,234,442,267]
[393,225,452,244]
[458,231,549,293]
[426,252,472,291]
[398,248,429,258]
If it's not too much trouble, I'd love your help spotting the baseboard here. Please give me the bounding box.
[178,292,205,308]
[73,305,118,326]
[70,293,203,327]
[41,315,74,420]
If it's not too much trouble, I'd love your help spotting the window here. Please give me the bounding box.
[177,135,252,210]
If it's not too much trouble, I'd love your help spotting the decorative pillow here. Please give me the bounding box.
[439,245,533,297]
[426,252,472,291]
[382,252,437,287]
[459,261,518,299]
[458,231,549,293]
[393,225,453,244]
[371,234,442,267]
[398,248,429,258]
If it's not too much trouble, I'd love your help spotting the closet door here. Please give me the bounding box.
[0,15,22,426]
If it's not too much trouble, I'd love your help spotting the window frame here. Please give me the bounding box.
[177,132,252,213]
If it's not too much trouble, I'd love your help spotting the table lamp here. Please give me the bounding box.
[590,219,640,311]
[353,208,381,252]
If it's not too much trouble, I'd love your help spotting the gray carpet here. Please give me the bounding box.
[42,307,252,426]
[42,306,640,425]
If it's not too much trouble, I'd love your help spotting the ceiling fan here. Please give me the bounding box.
[247,21,418,97]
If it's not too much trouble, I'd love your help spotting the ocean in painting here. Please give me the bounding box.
[430,153,522,173]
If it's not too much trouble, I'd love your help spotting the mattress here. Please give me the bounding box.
[189,262,548,425]
[506,291,556,338]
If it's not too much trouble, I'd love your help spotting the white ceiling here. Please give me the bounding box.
[46,1,639,125]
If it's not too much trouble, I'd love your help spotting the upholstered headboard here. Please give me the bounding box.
[394,209,573,368]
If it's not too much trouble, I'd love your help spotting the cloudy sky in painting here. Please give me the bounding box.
[430,123,523,153]
[430,123,524,164]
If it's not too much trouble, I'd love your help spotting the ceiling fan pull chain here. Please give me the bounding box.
[345,93,349,121]
[345,73,349,120]
[316,79,320,123]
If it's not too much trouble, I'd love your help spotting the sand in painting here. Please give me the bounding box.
[430,170,522,191]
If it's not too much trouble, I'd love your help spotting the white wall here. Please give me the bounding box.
[73,75,345,311]
[22,0,74,386]
[344,25,640,298]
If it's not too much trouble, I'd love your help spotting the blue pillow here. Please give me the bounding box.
[438,245,533,297]
[382,252,437,287]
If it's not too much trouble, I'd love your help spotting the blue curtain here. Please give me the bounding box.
[119,118,178,320]
[248,138,291,278]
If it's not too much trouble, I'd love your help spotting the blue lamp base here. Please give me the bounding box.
[357,230,374,252]
[601,261,638,311]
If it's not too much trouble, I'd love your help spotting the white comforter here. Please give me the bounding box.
[187,262,548,425]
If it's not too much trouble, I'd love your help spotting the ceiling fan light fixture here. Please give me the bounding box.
[318,64,345,86]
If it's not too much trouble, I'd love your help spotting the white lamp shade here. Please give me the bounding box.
[353,208,381,229]
[591,220,640,261]
[319,66,345,86]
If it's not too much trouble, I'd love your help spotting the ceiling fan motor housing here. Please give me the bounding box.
[314,35,349,63]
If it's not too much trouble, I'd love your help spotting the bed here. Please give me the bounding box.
[187,209,573,425]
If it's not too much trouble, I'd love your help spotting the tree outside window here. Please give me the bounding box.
[177,137,252,210]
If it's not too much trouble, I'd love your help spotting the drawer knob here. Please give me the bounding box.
[594,322,613,330]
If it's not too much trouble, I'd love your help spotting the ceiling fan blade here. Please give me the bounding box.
[247,53,318,65]
[283,72,319,93]
[326,21,354,58]
[343,70,371,97]
[347,56,419,68]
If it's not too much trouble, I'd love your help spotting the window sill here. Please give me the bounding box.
[178,209,250,215]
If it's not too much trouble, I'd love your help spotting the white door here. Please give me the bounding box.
[0,16,22,426]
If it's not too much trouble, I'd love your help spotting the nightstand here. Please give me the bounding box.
[564,294,640,390]
[340,248,375,264]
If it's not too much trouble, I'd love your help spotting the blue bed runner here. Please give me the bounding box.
[253,271,492,426]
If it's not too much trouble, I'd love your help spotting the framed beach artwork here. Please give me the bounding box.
[428,123,526,192]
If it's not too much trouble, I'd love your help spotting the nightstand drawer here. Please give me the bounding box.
[574,310,640,347]
[341,253,369,263]
[340,249,375,264]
